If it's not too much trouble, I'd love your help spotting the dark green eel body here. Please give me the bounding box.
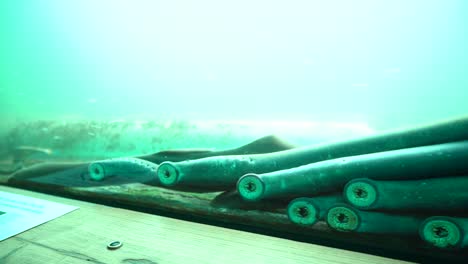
[157,116,468,190]
[344,177,468,212]
[7,135,294,184]
[139,135,295,163]
[237,140,468,201]
[287,194,343,226]
[326,204,424,235]
[420,216,468,249]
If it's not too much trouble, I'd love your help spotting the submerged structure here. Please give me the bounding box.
[1,1,467,262]
[1,116,468,262]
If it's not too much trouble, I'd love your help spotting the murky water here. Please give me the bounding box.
[0,0,467,155]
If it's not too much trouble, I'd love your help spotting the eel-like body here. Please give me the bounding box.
[287,194,343,226]
[157,116,468,190]
[138,135,296,163]
[6,135,295,184]
[88,157,158,181]
[210,189,287,211]
[236,140,468,201]
[9,162,88,180]
[326,204,424,235]
[420,216,468,249]
[344,177,468,212]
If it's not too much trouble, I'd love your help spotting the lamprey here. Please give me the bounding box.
[89,158,158,181]
[420,216,468,249]
[157,117,468,190]
[140,135,295,163]
[287,194,343,226]
[237,141,468,201]
[326,204,424,235]
[344,177,468,211]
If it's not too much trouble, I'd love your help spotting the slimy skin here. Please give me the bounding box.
[10,162,87,180]
[210,189,288,211]
[326,204,424,235]
[6,135,295,187]
[88,157,158,182]
[344,177,468,212]
[236,141,468,201]
[420,216,468,249]
[140,135,296,164]
[157,117,468,191]
[287,194,343,226]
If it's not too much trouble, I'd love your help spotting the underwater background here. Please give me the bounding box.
[0,0,467,159]
[2,3,468,261]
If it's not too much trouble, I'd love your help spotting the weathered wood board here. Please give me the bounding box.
[1,161,467,263]
[0,186,410,264]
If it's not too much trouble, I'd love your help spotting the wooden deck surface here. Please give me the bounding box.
[2,160,468,263]
[0,186,411,264]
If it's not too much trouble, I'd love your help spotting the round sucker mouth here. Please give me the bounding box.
[298,206,309,217]
[326,206,359,232]
[421,218,461,248]
[345,180,377,209]
[157,162,180,186]
[89,163,106,181]
[237,174,265,201]
[287,199,319,226]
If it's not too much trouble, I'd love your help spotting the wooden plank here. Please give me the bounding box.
[2,161,468,263]
[0,186,408,264]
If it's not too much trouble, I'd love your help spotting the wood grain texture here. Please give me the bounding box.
[3,160,468,263]
[2,164,468,263]
[0,186,408,264]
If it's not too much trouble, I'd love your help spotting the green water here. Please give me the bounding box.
[1,0,467,131]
